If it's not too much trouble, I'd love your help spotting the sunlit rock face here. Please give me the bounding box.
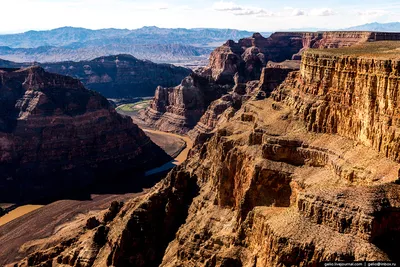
[139,31,400,136]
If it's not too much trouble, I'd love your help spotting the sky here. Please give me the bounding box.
[1,0,399,33]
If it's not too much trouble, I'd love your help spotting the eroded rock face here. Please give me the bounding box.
[273,51,400,162]
[138,74,230,134]
[14,43,400,266]
[139,31,400,136]
[0,66,169,203]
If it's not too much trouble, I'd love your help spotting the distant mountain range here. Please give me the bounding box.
[343,22,400,32]
[287,22,400,33]
[0,26,270,65]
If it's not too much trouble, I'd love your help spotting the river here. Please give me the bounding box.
[0,128,193,227]
[143,129,193,176]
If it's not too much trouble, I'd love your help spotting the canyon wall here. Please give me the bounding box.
[273,49,400,162]
[139,31,400,136]
[15,41,400,266]
[0,66,169,203]
[138,74,230,134]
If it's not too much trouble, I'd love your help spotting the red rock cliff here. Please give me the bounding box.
[139,31,400,136]
[15,41,400,267]
[0,66,169,203]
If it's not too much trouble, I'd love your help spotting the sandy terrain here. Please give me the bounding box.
[0,205,44,227]
[143,129,193,163]
[144,130,186,158]
[0,193,145,265]
[0,127,191,266]
[143,129,193,176]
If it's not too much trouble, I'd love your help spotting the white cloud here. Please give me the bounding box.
[310,8,336,16]
[357,9,388,16]
[212,1,243,11]
[292,9,306,16]
[212,1,276,17]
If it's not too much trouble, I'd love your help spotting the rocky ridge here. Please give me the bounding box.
[0,55,192,98]
[139,31,400,137]
[0,66,170,203]
[13,42,400,266]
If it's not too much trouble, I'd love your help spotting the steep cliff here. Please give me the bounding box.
[273,41,400,162]
[14,41,400,266]
[0,66,170,203]
[138,31,400,136]
[138,74,229,134]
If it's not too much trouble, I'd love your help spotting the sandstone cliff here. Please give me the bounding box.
[0,66,170,203]
[139,31,400,136]
[14,41,400,266]
[138,74,230,134]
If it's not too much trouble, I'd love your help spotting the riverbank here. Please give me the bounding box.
[0,205,44,227]
[0,126,193,265]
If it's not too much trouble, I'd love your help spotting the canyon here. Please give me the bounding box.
[5,38,400,266]
[0,66,170,203]
[138,31,400,139]
[0,55,191,98]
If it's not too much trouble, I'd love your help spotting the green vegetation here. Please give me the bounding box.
[116,100,151,113]
[307,41,400,59]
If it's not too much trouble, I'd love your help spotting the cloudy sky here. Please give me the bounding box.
[1,0,399,33]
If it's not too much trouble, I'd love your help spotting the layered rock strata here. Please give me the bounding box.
[273,43,400,162]
[140,31,400,136]
[138,74,230,134]
[0,66,169,203]
[14,42,400,266]
[187,65,298,141]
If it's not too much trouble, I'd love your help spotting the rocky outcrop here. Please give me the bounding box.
[187,64,298,141]
[138,74,230,134]
[187,80,259,141]
[139,31,400,136]
[0,55,192,98]
[0,66,170,203]
[14,41,400,266]
[200,31,400,85]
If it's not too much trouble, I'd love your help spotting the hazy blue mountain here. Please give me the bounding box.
[344,22,400,32]
[0,26,268,48]
[0,26,270,64]
[0,44,212,65]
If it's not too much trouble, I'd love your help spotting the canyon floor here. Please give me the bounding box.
[0,126,191,266]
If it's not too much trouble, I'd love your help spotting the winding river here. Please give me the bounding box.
[0,128,192,227]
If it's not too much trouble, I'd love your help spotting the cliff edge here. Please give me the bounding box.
[13,41,400,266]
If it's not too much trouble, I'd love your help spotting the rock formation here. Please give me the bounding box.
[139,31,400,137]
[0,66,170,203]
[0,55,192,98]
[138,74,230,134]
[12,41,400,266]
[187,63,299,141]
